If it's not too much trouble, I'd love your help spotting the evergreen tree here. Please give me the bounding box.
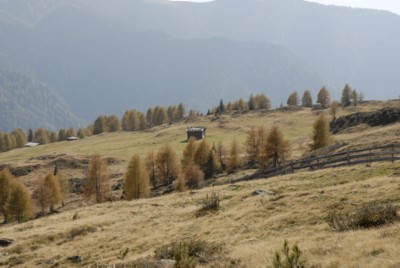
[317,87,331,108]
[124,154,150,200]
[28,128,33,142]
[204,147,221,179]
[261,126,289,167]
[312,113,331,150]
[85,154,109,203]
[341,84,352,107]
[301,90,313,107]
[218,99,225,114]
[93,116,108,135]
[248,94,256,110]
[58,129,67,141]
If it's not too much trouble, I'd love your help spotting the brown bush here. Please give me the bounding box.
[326,202,398,231]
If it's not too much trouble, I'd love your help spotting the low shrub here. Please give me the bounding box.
[116,257,163,268]
[196,191,220,217]
[268,240,309,268]
[69,225,97,239]
[326,202,398,231]
[154,238,222,265]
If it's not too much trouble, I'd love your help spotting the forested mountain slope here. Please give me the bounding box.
[0,70,84,131]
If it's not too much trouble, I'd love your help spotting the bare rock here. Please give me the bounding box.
[251,189,276,196]
[0,238,13,247]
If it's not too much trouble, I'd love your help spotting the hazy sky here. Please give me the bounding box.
[170,0,400,15]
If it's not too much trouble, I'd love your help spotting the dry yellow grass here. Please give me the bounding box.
[0,100,400,267]
[0,163,399,267]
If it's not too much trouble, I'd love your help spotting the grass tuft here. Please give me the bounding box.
[154,238,222,265]
[196,191,220,217]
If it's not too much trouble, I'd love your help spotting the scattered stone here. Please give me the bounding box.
[158,259,176,266]
[35,211,46,219]
[0,238,13,247]
[36,259,56,265]
[251,189,276,196]
[112,181,123,191]
[67,255,83,263]
[330,107,400,134]
[69,178,86,194]
[0,252,8,257]
[343,200,358,206]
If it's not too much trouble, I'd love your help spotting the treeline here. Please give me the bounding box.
[208,93,271,115]
[93,103,186,134]
[0,103,191,153]
[209,85,364,116]
[0,84,364,154]
[0,112,332,224]
[0,127,90,152]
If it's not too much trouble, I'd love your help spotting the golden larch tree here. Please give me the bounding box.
[0,169,14,223]
[312,113,331,150]
[145,151,157,189]
[124,154,150,200]
[245,126,267,167]
[317,87,331,108]
[85,154,110,203]
[261,126,290,167]
[34,173,62,214]
[181,137,198,167]
[194,139,211,175]
[6,180,33,223]
[156,145,180,186]
[227,139,243,173]
[183,161,204,189]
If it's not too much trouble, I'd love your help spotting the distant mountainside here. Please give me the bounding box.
[0,70,84,132]
[0,0,325,120]
[77,0,400,99]
[0,0,399,124]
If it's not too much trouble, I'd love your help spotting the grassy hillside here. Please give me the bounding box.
[0,163,399,267]
[0,100,399,267]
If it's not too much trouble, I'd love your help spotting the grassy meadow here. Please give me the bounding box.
[0,100,399,267]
